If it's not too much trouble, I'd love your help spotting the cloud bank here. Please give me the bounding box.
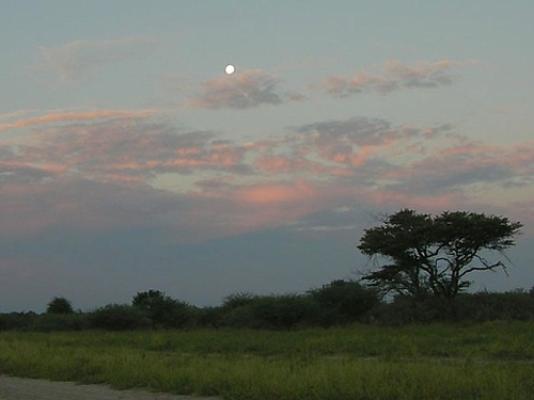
[2,110,532,243]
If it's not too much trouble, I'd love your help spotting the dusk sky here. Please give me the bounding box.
[1,1,533,311]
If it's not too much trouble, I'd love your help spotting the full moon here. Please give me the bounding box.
[224,64,236,75]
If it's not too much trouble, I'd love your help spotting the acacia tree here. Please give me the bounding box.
[358,209,522,300]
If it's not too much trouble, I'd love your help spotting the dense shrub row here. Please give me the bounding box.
[1,282,534,331]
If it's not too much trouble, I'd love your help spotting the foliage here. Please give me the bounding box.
[46,297,74,314]
[309,279,380,323]
[222,292,259,309]
[248,294,320,329]
[220,294,321,329]
[89,304,151,330]
[0,312,37,331]
[454,290,534,321]
[132,290,193,328]
[194,306,224,328]
[31,313,88,332]
[367,290,534,325]
[359,209,522,299]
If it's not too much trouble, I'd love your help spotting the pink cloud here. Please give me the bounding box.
[235,181,316,205]
[13,119,250,182]
[1,110,532,242]
[0,109,156,133]
[255,155,353,176]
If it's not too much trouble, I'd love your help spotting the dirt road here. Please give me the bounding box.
[0,376,220,400]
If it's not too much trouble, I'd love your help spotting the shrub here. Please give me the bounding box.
[309,280,380,323]
[220,304,259,328]
[222,292,259,309]
[195,306,224,328]
[370,295,451,325]
[0,312,37,331]
[369,290,534,325]
[31,313,88,332]
[253,295,321,329]
[221,294,320,329]
[89,304,151,330]
[132,290,193,328]
[46,297,74,314]
[454,291,534,321]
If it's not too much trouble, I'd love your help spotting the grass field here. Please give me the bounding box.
[1,322,533,399]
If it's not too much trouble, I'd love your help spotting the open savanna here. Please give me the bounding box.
[1,322,533,400]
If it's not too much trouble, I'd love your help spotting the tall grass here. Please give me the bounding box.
[1,322,533,399]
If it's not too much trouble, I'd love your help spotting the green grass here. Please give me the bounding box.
[1,321,533,399]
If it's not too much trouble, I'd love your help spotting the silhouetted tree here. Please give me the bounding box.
[46,297,74,314]
[359,209,522,300]
[132,290,191,327]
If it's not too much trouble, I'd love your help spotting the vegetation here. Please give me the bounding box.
[309,280,380,323]
[46,297,74,314]
[0,322,533,399]
[132,289,194,328]
[1,287,534,331]
[1,209,527,331]
[359,209,522,300]
[0,209,531,398]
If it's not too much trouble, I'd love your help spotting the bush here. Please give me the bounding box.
[368,290,534,325]
[0,312,37,331]
[252,295,321,329]
[309,280,380,323]
[132,290,193,328]
[46,297,74,314]
[222,292,259,309]
[194,306,224,328]
[89,304,151,330]
[31,313,88,332]
[454,291,534,321]
[220,304,259,328]
[221,294,321,329]
[369,295,451,325]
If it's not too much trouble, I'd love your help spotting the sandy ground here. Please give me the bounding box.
[0,376,220,400]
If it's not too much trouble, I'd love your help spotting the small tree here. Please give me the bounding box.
[358,209,522,300]
[132,289,191,327]
[46,297,74,314]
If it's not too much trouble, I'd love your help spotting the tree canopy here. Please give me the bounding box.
[132,289,191,327]
[46,297,74,314]
[358,209,522,299]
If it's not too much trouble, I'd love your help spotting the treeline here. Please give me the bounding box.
[2,281,534,331]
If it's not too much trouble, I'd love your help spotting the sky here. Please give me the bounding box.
[1,1,533,312]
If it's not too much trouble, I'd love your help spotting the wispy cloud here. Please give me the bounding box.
[188,69,304,110]
[290,117,441,168]
[0,109,157,133]
[321,59,471,97]
[35,37,157,81]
